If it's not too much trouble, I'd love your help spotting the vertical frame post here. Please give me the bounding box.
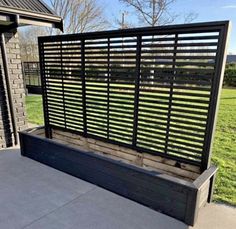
[201,22,231,171]
[164,33,178,155]
[81,39,87,136]
[60,41,66,129]
[38,38,52,138]
[37,62,40,86]
[28,62,31,86]
[107,38,110,140]
[132,35,142,146]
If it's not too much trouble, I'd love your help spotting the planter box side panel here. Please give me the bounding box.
[185,165,218,225]
[20,132,196,224]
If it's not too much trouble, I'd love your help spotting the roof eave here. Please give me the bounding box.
[19,16,63,31]
[0,6,63,31]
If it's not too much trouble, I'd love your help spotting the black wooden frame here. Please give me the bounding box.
[38,21,230,171]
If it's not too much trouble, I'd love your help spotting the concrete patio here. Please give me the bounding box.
[0,148,235,229]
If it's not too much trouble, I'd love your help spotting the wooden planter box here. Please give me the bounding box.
[19,127,217,226]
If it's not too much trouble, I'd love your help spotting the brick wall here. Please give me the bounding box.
[0,30,27,148]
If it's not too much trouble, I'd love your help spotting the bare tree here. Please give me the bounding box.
[50,0,108,34]
[18,27,48,61]
[116,11,131,29]
[183,12,198,24]
[119,0,197,27]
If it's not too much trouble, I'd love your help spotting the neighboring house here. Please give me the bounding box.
[0,0,63,148]
[226,55,236,63]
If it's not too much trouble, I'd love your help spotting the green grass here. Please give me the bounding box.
[211,89,236,206]
[25,95,43,125]
[25,88,236,206]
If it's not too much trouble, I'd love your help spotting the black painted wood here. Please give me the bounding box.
[19,130,217,226]
[38,21,230,170]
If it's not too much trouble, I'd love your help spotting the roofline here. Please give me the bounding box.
[0,6,61,22]
[0,5,63,31]
[19,17,63,31]
[37,0,59,17]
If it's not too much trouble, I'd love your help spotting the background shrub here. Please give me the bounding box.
[224,63,236,87]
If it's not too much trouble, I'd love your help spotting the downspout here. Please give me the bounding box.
[0,33,18,145]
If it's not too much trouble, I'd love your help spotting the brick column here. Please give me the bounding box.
[0,30,28,148]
